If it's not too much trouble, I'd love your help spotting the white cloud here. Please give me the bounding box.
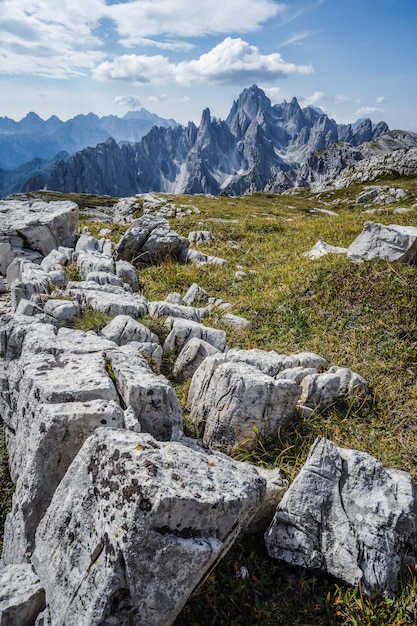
[113,95,142,108]
[279,31,314,47]
[376,95,386,104]
[121,37,195,52]
[106,0,285,42]
[263,87,283,102]
[300,91,326,107]
[94,38,313,86]
[355,106,384,116]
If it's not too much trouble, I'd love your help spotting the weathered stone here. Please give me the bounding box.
[173,337,221,381]
[164,318,226,355]
[15,298,44,318]
[182,283,210,307]
[0,564,45,625]
[189,356,301,453]
[77,251,114,280]
[298,368,369,411]
[180,248,227,265]
[148,301,209,323]
[10,263,51,313]
[47,269,68,289]
[275,366,318,384]
[106,345,182,441]
[40,249,68,272]
[221,313,251,330]
[265,437,416,598]
[2,400,124,565]
[165,292,183,305]
[114,215,189,265]
[115,260,139,291]
[32,428,284,626]
[85,271,124,287]
[43,299,80,322]
[188,231,215,245]
[226,348,328,378]
[67,283,148,318]
[75,235,100,253]
[100,315,158,346]
[347,221,417,264]
[303,239,348,259]
[0,199,78,259]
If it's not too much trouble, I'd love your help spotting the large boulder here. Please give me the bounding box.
[347,221,417,264]
[189,355,301,453]
[114,215,189,265]
[0,199,79,275]
[32,428,286,626]
[265,437,416,598]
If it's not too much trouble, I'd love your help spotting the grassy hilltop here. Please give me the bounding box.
[2,177,417,624]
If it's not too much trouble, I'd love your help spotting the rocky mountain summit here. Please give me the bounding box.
[0,194,416,624]
[30,85,388,197]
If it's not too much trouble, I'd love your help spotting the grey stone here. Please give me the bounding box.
[100,315,159,346]
[347,221,417,264]
[165,292,183,305]
[114,215,189,265]
[189,356,301,453]
[32,428,284,626]
[182,283,210,306]
[85,271,124,287]
[75,235,100,253]
[0,199,78,257]
[173,337,221,381]
[299,368,369,411]
[43,299,80,322]
[221,313,251,330]
[68,283,148,318]
[180,248,227,265]
[40,249,68,272]
[265,437,416,598]
[115,260,139,291]
[0,564,45,625]
[303,239,348,259]
[188,231,215,245]
[47,269,68,289]
[148,301,209,323]
[226,348,328,378]
[106,345,182,441]
[77,251,114,280]
[164,318,227,355]
[15,298,44,318]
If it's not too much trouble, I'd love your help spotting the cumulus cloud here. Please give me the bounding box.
[355,106,384,116]
[113,95,142,108]
[300,91,326,107]
[263,87,283,102]
[376,95,386,104]
[94,38,313,86]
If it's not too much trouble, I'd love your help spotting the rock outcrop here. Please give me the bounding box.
[265,437,416,598]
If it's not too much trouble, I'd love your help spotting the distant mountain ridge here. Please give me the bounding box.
[0,108,178,170]
[41,85,390,197]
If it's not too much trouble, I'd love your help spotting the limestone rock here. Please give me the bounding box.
[32,428,282,625]
[0,199,78,261]
[100,315,158,346]
[114,215,189,265]
[85,271,124,287]
[221,313,251,330]
[0,564,45,625]
[148,301,209,323]
[180,248,227,265]
[265,437,416,597]
[188,231,215,245]
[189,356,301,453]
[173,337,221,381]
[298,367,369,411]
[225,348,328,378]
[303,239,348,259]
[67,283,148,318]
[77,251,115,280]
[106,346,183,441]
[115,260,139,291]
[347,221,417,264]
[182,283,210,307]
[43,299,80,322]
[164,318,226,355]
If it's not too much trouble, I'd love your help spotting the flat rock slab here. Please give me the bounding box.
[0,199,79,259]
[67,283,148,318]
[347,221,417,264]
[33,428,282,626]
[0,564,45,626]
[265,437,416,598]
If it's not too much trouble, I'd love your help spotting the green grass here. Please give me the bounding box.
[2,180,417,624]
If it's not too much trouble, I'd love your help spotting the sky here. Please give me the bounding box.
[0,0,416,131]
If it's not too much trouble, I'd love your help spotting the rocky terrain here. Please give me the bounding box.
[0,189,417,624]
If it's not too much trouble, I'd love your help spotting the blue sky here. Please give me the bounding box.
[0,0,416,131]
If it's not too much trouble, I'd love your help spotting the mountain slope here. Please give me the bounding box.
[42,85,389,197]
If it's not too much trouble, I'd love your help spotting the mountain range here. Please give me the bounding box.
[4,85,417,199]
[40,85,390,197]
